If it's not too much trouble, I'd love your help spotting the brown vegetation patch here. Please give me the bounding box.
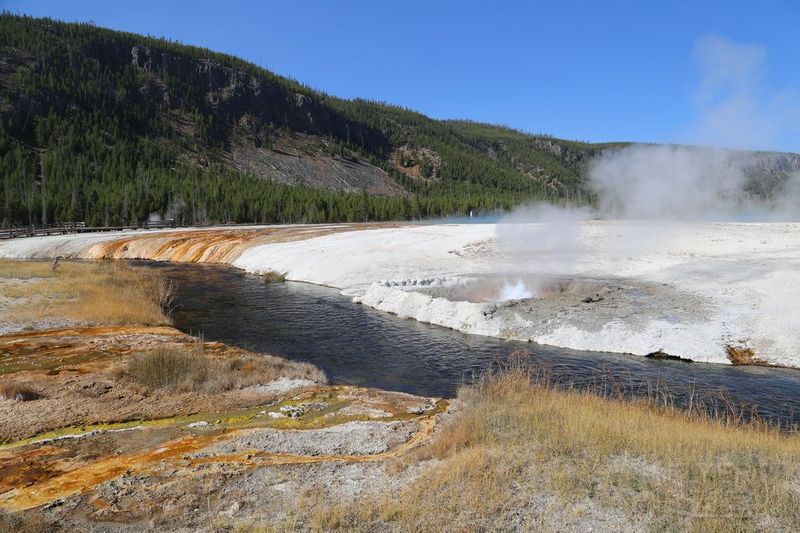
[0,260,174,329]
[726,343,768,365]
[0,383,40,402]
[126,347,209,391]
[125,345,323,393]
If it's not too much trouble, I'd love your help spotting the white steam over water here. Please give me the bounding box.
[587,144,800,221]
[496,34,800,291]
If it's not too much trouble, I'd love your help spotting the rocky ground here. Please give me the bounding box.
[405,273,717,358]
[0,260,450,531]
[0,374,448,530]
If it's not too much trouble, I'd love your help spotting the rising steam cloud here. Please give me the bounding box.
[587,144,800,221]
[585,36,800,221]
[517,36,799,227]
[691,36,800,151]
[497,36,799,280]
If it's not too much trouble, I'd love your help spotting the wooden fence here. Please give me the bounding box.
[0,220,176,240]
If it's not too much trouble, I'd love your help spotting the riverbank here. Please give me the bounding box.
[232,221,800,368]
[0,260,448,530]
[1,221,798,367]
[272,364,800,531]
[156,261,800,426]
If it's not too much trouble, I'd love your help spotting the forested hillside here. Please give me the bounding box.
[0,14,797,227]
[0,14,619,226]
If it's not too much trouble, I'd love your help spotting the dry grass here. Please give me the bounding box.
[726,344,768,366]
[127,347,208,392]
[0,382,40,401]
[264,357,800,532]
[0,259,173,326]
[126,345,325,393]
[0,259,65,279]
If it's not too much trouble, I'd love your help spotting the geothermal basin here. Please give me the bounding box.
[1,220,799,368]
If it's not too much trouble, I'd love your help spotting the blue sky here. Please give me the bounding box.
[3,0,799,151]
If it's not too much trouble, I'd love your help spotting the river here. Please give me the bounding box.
[144,262,800,428]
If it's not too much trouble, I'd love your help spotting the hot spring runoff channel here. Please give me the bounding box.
[141,262,800,429]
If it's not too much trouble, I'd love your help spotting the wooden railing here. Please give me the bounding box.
[0,220,176,239]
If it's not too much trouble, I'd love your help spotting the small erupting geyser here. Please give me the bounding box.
[406,275,613,305]
[497,279,535,301]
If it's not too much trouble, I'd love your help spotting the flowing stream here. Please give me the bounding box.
[144,262,800,428]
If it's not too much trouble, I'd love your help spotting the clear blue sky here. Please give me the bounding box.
[3,0,799,151]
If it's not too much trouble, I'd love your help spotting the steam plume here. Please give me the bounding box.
[496,35,799,288]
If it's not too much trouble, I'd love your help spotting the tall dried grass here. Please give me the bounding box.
[127,347,208,392]
[0,259,174,325]
[126,345,325,393]
[0,382,40,401]
[265,354,800,531]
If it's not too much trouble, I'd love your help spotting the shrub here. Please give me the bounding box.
[227,358,245,371]
[0,382,41,401]
[127,349,208,392]
[262,271,287,283]
[148,274,177,315]
[125,347,325,393]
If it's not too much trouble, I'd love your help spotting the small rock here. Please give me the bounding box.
[44,498,65,510]
[219,501,241,518]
